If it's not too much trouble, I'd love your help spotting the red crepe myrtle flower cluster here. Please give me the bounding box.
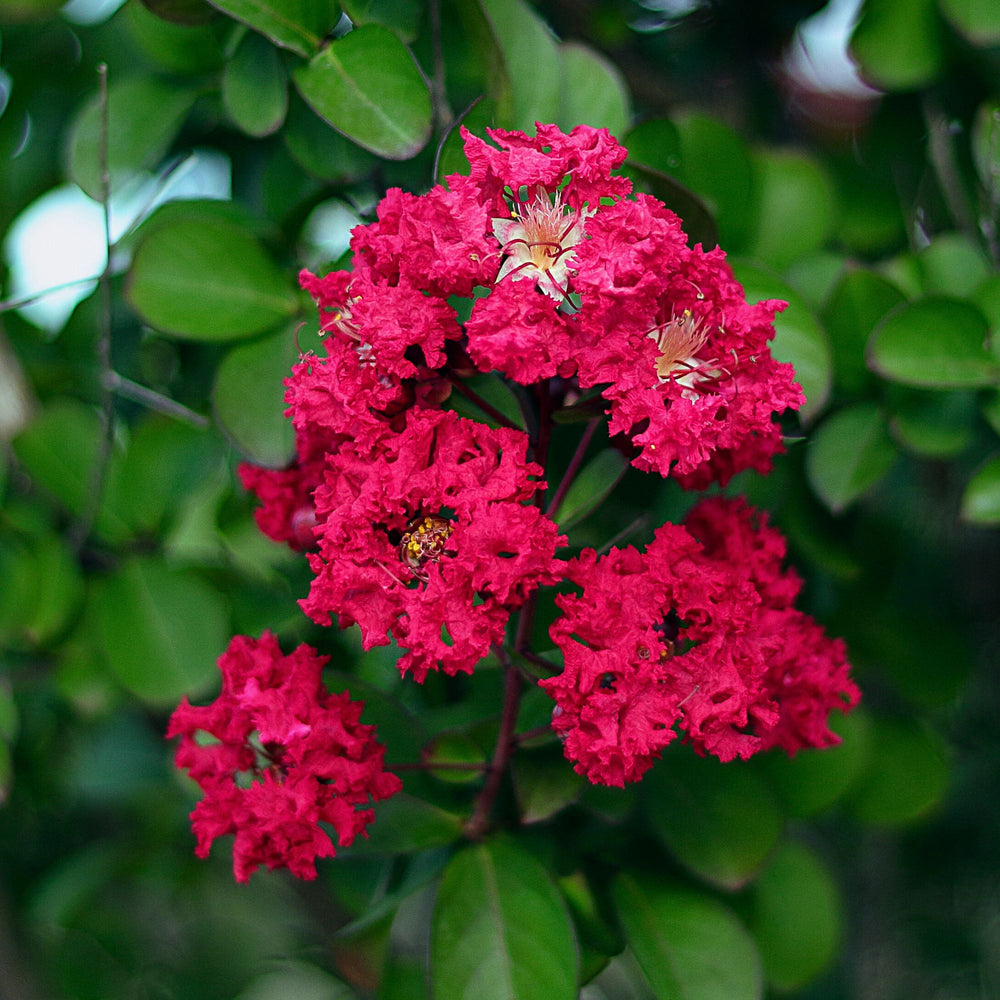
[545,497,859,786]
[167,633,401,882]
[171,122,857,881]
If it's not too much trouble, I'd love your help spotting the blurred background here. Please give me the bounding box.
[1,0,999,998]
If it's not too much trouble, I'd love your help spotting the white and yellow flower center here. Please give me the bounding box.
[492,190,587,300]
[648,310,720,395]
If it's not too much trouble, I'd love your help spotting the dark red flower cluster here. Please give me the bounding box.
[173,123,857,880]
[544,497,859,786]
[167,633,401,883]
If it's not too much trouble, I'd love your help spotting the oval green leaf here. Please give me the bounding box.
[846,716,949,826]
[939,0,1000,44]
[960,452,1000,525]
[12,399,131,543]
[432,838,578,1000]
[744,148,835,271]
[207,0,338,56]
[849,0,945,90]
[96,557,227,705]
[821,267,906,395]
[557,42,631,139]
[613,874,762,1000]
[731,260,832,422]
[763,708,872,818]
[867,296,998,388]
[887,387,976,458]
[283,98,378,183]
[554,449,627,531]
[806,403,897,514]
[293,23,432,160]
[213,325,297,466]
[222,30,288,138]
[345,794,463,855]
[642,752,784,891]
[126,210,298,340]
[67,75,197,201]
[513,751,585,824]
[477,0,561,130]
[673,114,753,247]
[750,841,842,992]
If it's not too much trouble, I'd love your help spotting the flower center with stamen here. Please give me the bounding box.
[323,295,374,364]
[399,516,454,575]
[492,189,587,300]
[648,310,722,395]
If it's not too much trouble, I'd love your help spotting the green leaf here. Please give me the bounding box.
[206,0,338,56]
[235,962,359,1000]
[960,453,1000,525]
[293,24,432,159]
[12,400,131,543]
[475,0,562,130]
[20,534,84,648]
[887,388,976,457]
[222,30,288,138]
[67,75,197,201]
[939,0,1000,44]
[763,709,872,818]
[213,325,298,466]
[513,750,585,824]
[431,837,578,1000]
[750,841,842,992]
[806,404,897,513]
[341,0,421,42]
[642,753,784,891]
[730,261,832,422]
[849,0,946,90]
[96,557,227,705]
[113,416,222,534]
[821,267,906,395]
[283,97,378,183]
[613,874,763,1000]
[137,0,216,25]
[424,731,487,784]
[626,161,719,254]
[345,794,463,855]
[867,296,998,388]
[673,114,753,248]
[554,449,627,530]
[918,234,990,298]
[448,1,513,123]
[557,42,631,138]
[847,716,949,826]
[744,149,835,271]
[126,208,298,340]
[124,2,225,73]
[971,100,1000,196]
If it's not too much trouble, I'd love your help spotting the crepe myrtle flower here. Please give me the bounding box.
[300,408,566,682]
[167,633,401,883]
[543,499,857,786]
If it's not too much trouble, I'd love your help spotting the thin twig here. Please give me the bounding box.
[432,95,483,183]
[597,513,651,555]
[103,372,209,428]
[448,373,520,429]
[545,416,600,518]
[464,645,524,839]
[0,275,102,314]
[70,63,116,552]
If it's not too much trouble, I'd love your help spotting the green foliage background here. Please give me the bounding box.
[0,1,999,998]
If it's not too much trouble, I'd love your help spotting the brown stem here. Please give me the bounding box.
[545,416,600,518]
[464,645,525,839]
[448,373,521,430]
